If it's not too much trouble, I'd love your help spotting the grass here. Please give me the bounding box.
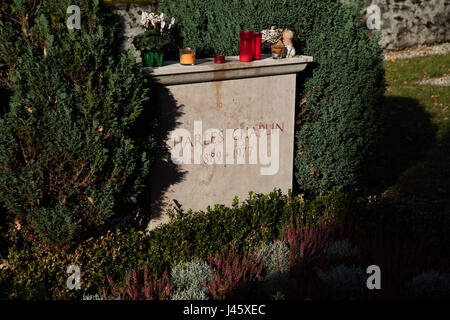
[359,54,450,252]
[384,54,450,137]
[385,54,450,197]
[357,55,450,261]
[362,54,450,202]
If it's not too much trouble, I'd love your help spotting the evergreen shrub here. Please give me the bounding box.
[325,239,360,264]
[257,240,290,276]
[170,258,211,300]
[410,270,450,299]
[321,264,366,300]
[0,0,155,247]
[158,0,385,194]
[256,240,290,297]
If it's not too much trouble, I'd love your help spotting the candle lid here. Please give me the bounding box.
[240,30,254,39]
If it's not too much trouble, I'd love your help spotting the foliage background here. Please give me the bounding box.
[0,0,155,247]
[158,0,385,195]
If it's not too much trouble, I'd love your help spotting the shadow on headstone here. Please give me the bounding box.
[131,78,186,230]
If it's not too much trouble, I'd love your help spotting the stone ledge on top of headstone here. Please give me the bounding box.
[143,55,313,86]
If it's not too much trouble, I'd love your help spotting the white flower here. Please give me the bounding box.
[140,12,150,28]
[141,11,173,32]
[160,13,168,30]
[168,17,175,30]
[160,13,168,22]
[151,18,158,29]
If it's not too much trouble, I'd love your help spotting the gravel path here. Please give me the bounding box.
[383,42,450,61]
[417,75,450,86]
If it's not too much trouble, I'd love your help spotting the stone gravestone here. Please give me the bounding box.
[144,54,313,230]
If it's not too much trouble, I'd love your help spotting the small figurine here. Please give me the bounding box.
[282,29,296,58]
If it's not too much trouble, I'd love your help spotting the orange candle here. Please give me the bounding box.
[180,53,196,65]
[272,48,282,55]
[271,40,283,59]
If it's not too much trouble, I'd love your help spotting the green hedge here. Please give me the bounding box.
[81,188,352,294]
[0,189,353,299]
[295,2,384,194]
[158,0,385,194]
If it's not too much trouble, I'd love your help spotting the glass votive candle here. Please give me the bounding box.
[214,55,225,64]
[180,48,196,65]
[253,32,262,60]
[271,44,283,59]
[239,30,254,62]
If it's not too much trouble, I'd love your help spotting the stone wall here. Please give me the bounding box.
[112,2,157,62]
[112,0,450,55]
[352,0,449,50]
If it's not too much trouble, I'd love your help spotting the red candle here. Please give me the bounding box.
[254,32,262,60]
[214,55,225,64]
[251,32,256,60]
[240,30,253,62]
